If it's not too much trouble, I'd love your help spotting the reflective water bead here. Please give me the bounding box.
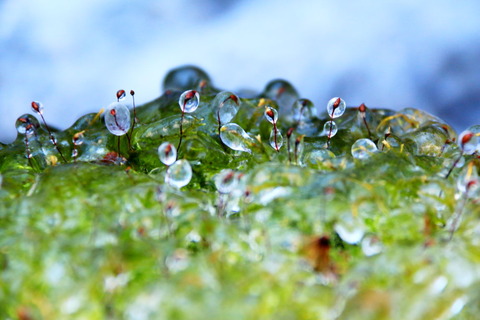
[214,91,240,125]
[163,66,211,92]
[31,101,44,115]
[214,169,238,194]
[326,97,346,119]
[263,79,299,114]
[158,142,177,166]
[179,90,200,113]
[269,127,283,151]
[220,123,254,153]
[72,132,85,146]
[165,159,192,189]
[264,106,278,124]
[104,102,131,136]
[292,99,314,124]
[323,121,338,138]
[351,138,378,159]
[458,130,478,155]
[116,89,126,101]
[361,236,383,256]
[15,114,39,135]
[334,218,365,244]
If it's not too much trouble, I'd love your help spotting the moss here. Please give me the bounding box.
[0,66,479,319]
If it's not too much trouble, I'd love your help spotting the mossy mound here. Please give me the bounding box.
[0,66,479,319]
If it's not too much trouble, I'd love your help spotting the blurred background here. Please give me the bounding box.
[1,0,480,143]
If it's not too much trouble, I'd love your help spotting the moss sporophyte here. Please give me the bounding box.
[1,65,480,319]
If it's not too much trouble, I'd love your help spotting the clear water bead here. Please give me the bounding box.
[31,101,44,115]
[458,130,478,155]
[179,90,200,113]
[214,91,240,125]
[165,159,192,189]
[104,102,131,136]
[334,218,365,244]
[72,132,84,146]
[323,121,338,138]
[214,169,238,194]
[351,138,378,160]
[163,66,211,92]
[158,142,177,166]
[361,236,383,256]
[326,97,346,119]
[116,89,126,101]
[269,128,283,151]
[263,79,299,114]
[264,106,279,124]
[15,114,39,136]
[292,99,314,124]
[220,123,254,153]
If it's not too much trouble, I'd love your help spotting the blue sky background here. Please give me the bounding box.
[1,0,480,143]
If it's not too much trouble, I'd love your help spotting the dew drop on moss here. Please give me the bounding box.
[104,102,131,136]
[351,138,378,159]
[165,159,192,189]
[264,106,278,124]
[158,142,177,166]
[179,90,200,113]
[213,91,240,125]
[326,97,346,119]
[269,128,283,151]
[292,99,314,125]
[458,130,478,155]
[163,65,211,92]
[214,169,238,194]
[220,123,253,153]
[263,79,299,114]
[323,120,338,138]
[15,114,39,135]
[334,218,365,244]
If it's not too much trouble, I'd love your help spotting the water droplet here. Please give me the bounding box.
[165,249,189,273]
[264,106,278,124]
[351,138,378,159]
[214,169,238,194]
[31,101,44,115]
[361,236,383,256]
[458,130,478,155]
[214,91,240,125]
[163,65,211,92]
[263,79,299,113]
[116,89,126,101]
[334,218,365,244]
[323,120,338,137]
[72,132,84,146]
[220,123,254,153]
[15,114,39,135]
[158,142,177,166]
[104,102,131,136]
[292,99,314,124]
[165,159,192,189]
[179,90,200,113]
[326,97,346,119]
[269,127,283,151]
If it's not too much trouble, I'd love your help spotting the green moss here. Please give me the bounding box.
[0,66,479,319]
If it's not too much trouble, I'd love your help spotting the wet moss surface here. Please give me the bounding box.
[1,66,480,319]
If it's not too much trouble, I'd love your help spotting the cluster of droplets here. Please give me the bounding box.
[158,142,192,189]
[31,101,67,163]
[214,91,240,134]
[323,97,346,148]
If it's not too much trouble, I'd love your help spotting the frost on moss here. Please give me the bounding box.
[0,66,479,319]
